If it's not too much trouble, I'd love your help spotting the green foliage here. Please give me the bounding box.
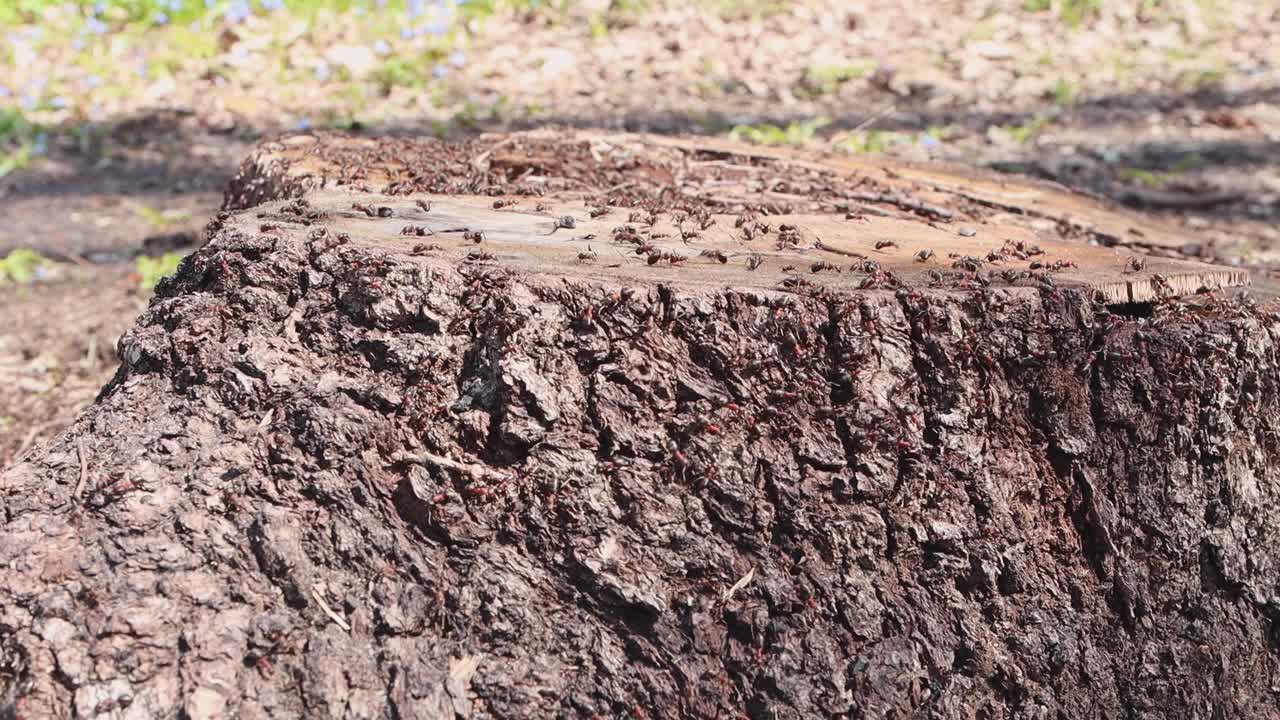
[0,108,41,178]
[800,62,870,97]
[1121,167,1163,187]
[1051,77,1077,105]
[837,130,898,154]
[996,115,1051,144]
[730,117,830,147]
[135,252,182,290]
[135,205,190,229]
[1021,0,1101,27]
[1121,154,1204,188]
[0,249,49,286]
[372,57,429,95]
[1170,153,1203,173]
[711,0,790,20]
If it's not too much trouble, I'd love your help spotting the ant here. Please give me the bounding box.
[577,247,598,263]
[492,199,517,209]
[415,199,432,212]
[401,225,432,236]
[810,262,841,274]
[700,249,729,264]
[1124,256,1146,274]
[914,249,935,263]
[463,230,485,243]
[646,250,687,266]
[875,240,898,251]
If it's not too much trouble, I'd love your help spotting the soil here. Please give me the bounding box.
[3,135,1280,719]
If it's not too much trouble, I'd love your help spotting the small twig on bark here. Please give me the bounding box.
[815,239,867,259]
[722,566,755,602]
[311,587,351,632]
[470,136,517,173]
[391,450,512,484]
[74,439,88,501]
[830,103,897,144]
[847,191,955,220]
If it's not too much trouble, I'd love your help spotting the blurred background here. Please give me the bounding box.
[1,0,1277,461]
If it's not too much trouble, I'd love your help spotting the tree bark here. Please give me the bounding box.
[2,133,1276,720]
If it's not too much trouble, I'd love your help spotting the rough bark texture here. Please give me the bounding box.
[3,134,1280,720]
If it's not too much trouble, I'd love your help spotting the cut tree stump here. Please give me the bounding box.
[3,132,1279,720]
[227,130,1233,262]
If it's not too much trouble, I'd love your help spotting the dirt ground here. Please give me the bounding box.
[2,0,1279,464]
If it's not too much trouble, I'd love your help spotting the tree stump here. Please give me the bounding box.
[2,132,1277,720]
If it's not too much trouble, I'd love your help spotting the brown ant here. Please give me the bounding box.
[646,250,687,266]
[492,199,516,209]
[1124,256,1146,274]
[874,240,898,251]
[810,262,841,273]
[463,230,485,243]
[577,247,598,263]
[401,225,432,236]
[776,224,801,248]
[914,249,935,263]
[411,243,442,255]
[700,249,729,264]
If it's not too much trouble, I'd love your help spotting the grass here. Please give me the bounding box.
[0,108,42,178]
[1120,167,1163,188]
[135,204,190,229]
[799,62,871,98]
[837,130,896,154]
[1022,0,1102,27]
[833,126,951,155]
[730,117,830,147]
[0,0,536,134]
[1120,153,1204,187]
[994,115,1051,144]
[1051,77,1077,105]
[135,252,183,290]
[0,249,49,286]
